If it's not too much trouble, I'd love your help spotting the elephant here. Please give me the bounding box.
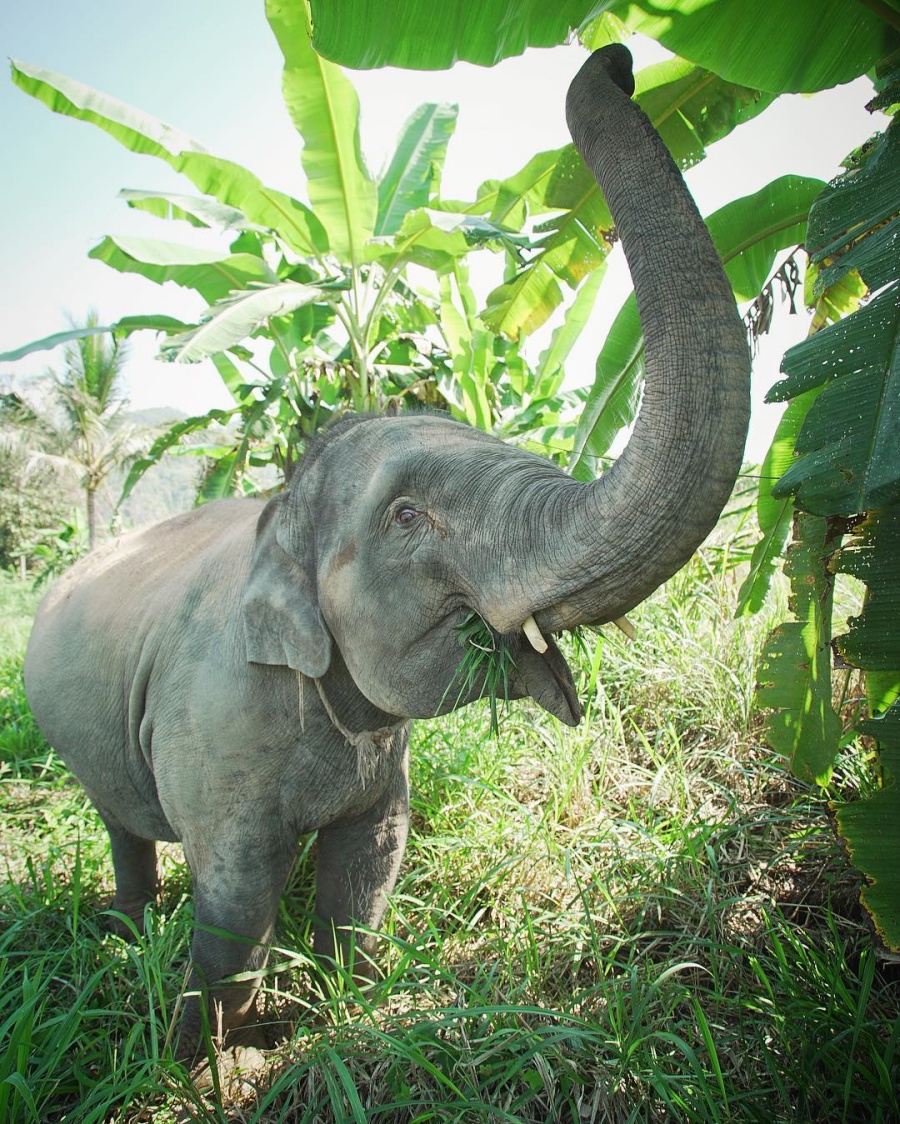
[23,45,750,1058]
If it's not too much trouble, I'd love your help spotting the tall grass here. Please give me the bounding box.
[0,540,897,1122]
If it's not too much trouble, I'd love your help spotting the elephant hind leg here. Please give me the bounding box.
[98,810,159,938]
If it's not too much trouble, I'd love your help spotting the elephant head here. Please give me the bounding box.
[243,45,750,728]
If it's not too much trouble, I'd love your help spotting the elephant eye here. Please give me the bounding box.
[394,506,422,527]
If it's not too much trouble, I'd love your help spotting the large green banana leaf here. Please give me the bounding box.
[9,60,328,257]
[836,701,900,951]
[756,512,842,785]
[117,190,259,232]
[305,0,897,93]
[376,103,459,237]
[159,282,334,364]
[768,103,900,518]
[265,0,377,265]
[752,63,900,948]
[735,388,821,617]
[87,236,279,304]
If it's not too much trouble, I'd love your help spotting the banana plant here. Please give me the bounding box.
[736,62,900,948]
[5,8,814,499]
[5,0,530,494]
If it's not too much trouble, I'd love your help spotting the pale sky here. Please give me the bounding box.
[0,1,884,462]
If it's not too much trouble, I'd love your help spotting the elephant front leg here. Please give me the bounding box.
[312,765,410,986]
[177,837,295,1061]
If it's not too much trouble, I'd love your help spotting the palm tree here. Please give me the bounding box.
[4,312,145,549]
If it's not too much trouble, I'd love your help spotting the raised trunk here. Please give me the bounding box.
[499,46,751,636]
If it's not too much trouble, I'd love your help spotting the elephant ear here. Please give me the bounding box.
[241,491,332,677]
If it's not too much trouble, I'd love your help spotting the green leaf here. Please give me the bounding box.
[88,236,280,304]
[456,148,565,228]
[158,281,333,363]
[0,314,194,361]
[633,56,777,170]
[376,103,459,236]
[307,0,895,89]
[113,314,193,337]
[623,0,898,94]
[199,449,245,502]
[868,672,900,716]
[770,279,899,402]
[118,189,259,232]
[534,267,605,398]
[0,325,114,362]
[265,0,377,264]
[370,209,517,275]
[772,281,900,515]
[807,124,900,296]
[568,292,642,480]
[736,387,822,617]
[756,512,842,784]
[709,175,825,302]
[482,261,568,341]
[10,59,328,256]
[833,510,900,672]
[835,701,900,951]
[438,273,493,430]
[308,0,600,69]
[211,352,249,402]
[119,407,238,503]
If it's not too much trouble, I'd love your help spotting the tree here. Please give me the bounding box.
[3,313,146,549]
[0,416,76,577]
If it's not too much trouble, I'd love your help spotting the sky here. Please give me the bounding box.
[0,1,885,462]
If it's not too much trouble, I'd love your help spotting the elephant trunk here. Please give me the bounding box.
[487,46,751,638]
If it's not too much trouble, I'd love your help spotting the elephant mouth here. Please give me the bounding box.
[509,629,582,727]
[450,611,582,728]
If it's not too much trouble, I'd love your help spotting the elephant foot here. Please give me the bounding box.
[174,1000,287,1066]
[191,1044,271,1094]
[103,897,150,940]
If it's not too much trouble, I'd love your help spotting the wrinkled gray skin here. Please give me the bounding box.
[24,46,750,1058]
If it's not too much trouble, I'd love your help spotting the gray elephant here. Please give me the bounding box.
[24,45,750,1057]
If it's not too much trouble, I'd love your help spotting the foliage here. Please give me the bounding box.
[306,0,898,92]
[2,532,898,1121]
[0,420,76,577]
[1,314,149,550]
[27,512,90,587]
[744,61,900,948]
[7,15,549,498]
[7,13,832,496]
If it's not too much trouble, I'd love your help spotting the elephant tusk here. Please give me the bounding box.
[522,614,548,654]
[613,616,636,641]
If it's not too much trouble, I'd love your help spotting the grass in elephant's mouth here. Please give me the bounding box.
[452,611,517,735]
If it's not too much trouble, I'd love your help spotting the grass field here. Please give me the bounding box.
[1,535,898,1123]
